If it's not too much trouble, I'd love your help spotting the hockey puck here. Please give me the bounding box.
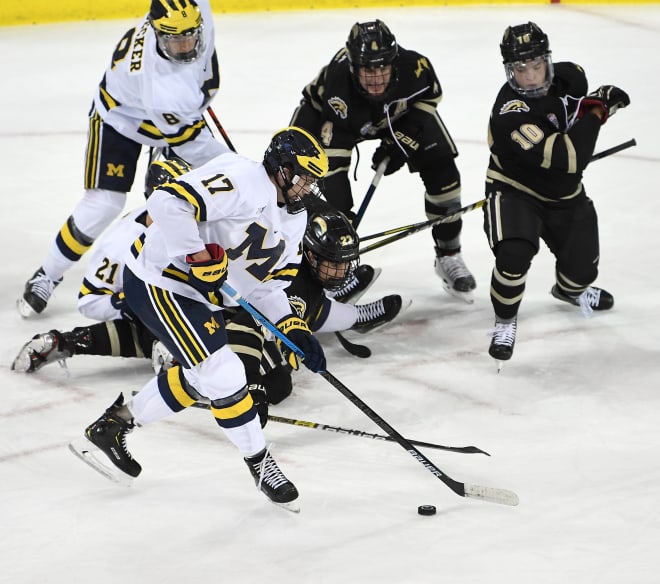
[417,505,436,516]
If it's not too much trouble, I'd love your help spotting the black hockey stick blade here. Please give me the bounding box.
[335,331,371,358]
[319,370,519,506]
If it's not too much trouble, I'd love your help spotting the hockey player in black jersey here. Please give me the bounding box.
[483,22,630,366]
[290,20,475,301]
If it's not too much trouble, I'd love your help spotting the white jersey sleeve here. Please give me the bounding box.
[93,0,228,167]
[78,207,148,321]
[127,151,305,325]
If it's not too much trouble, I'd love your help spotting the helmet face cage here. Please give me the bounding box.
[263,127,329,214]
[303,211,360,291]
[500,22,554,98]
[149,0,205,63]
[346,20,398,101]
[144,156,192,198]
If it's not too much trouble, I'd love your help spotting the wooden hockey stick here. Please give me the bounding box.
[220,281,519,506]
[359,138,637,255]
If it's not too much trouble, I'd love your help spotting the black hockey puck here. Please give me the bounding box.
[417,505,436,516]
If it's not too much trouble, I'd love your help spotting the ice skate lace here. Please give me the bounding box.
[438,254,472,282]
[356,299,386,323]
[489,321,517,348]
[28,271,58,302]
[256,446,288,491]
[577,287,601,318]
[332,272,359,299]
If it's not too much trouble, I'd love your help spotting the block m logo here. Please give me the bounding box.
[106,163,125,177]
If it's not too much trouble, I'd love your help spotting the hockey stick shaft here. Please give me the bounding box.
[354,158,389,228]
[219,282,517,505]
[189,403,487,454]
[359,138,637,254]
[207,106,237,153]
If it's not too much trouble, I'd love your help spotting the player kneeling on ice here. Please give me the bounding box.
[69,127,329,511]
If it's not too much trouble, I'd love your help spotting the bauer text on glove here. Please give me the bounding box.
[276,315,326,373]
[185,243,228,304]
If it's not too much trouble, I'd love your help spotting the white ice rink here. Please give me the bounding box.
[2,4,659,583]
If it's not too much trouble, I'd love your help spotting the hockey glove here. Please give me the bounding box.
[276,315,326,373]
[248,384,269,428]
[110,291,138,322]
[185,243,228,305]
[371,139,407,176]
[578,85,630,124]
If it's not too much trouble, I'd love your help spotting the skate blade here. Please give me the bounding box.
[442,283,475,305]
[269,498,300,513]
[68,437,134,487]
[16,297,37,319]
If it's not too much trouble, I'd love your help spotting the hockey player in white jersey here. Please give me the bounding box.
[70,127,328,510]
[18,0,228,318]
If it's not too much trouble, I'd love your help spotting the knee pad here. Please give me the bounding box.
[495,239,536,277]
[183,344,247,402]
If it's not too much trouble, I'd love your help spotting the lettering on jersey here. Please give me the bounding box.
[129,21,149,72]
[414,57,430,78]
[393,130,419,151]
[499,100,530,115]
[226,223,285,282]
[320,121,334,147]
[328,97,348,120]
[203,315,221,335]
[106,163,125,178]
[288,296,307,320]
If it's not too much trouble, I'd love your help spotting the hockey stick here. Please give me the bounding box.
[220,281,519,506]
[334,331,371,358]
[354,157,389,228]
[358,138,637,255]
[190,402,488,454]
[206,106,237,152]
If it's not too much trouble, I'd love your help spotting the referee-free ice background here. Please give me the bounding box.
[1,5,659,583]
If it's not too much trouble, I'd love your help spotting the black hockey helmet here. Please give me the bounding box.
[263,126,329,214]
[500,22,554,98]
[144,155,192,199]
[149,0,205,63]
[303,208,360,291]
[346,20,399,101]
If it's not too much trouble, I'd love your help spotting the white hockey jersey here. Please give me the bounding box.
[93,0,227,167]
[77,207,149,322]
[127,151,306,325]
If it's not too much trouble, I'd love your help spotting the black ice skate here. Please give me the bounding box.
[329,264,381,304]
[489,317,517,371]
[69,394,141,485]
[351,294,406,334]
[434,251,476,304]
[551,285,614,317]
[11,330,74,373]
[17,267,62,317]
[244,447,299,512]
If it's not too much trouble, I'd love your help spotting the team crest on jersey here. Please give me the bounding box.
[288,295,307,319]
[328,97,348,120]
[499,100,530,115]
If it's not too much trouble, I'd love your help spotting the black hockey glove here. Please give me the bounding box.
[185,243,228,305]
[248,384,269,428]
[276,315,326,373]
[372,139,407,176]
[578,85,630,124]
[110,291,138,322]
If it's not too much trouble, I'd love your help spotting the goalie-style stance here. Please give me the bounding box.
[483,22,629,367]
[290,20,475,301]
[18,0,228,318]
[69,127,329,510]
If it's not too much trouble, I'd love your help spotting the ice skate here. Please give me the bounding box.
[70,394,141,484]
[17,267,62,317]
[329,264,381,304]
[11,330,74,373]
[488,317,517,372]
[351,294,409,334]
[551,285,614,317]
[244,447,299,512]
[434,252,476,304]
